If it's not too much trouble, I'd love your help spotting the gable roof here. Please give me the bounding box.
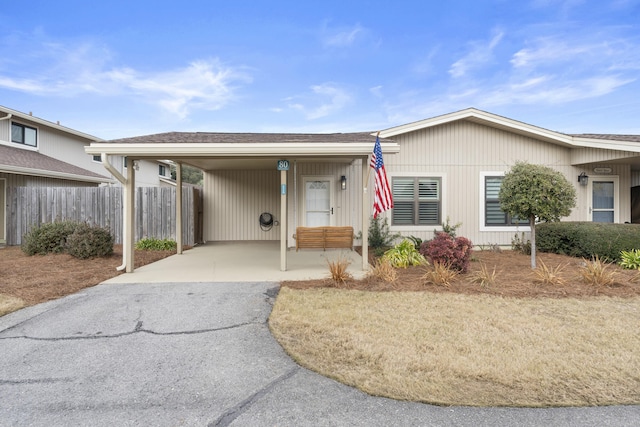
[0,105,103,142]
[378,108,640,152]
[0,144,111,183]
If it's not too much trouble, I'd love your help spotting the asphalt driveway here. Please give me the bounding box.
[1,281,638,426]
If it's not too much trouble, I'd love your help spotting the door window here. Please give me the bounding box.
[305,180,331,226]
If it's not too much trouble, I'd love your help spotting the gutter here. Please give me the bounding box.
[101,153,127,271]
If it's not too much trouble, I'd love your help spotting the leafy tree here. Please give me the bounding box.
[499,162,576,268]
[171,164,203,186]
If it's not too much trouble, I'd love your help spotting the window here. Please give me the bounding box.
[484,176,528,226]
[392,177,441,225]
[92,155,101,162]
[159,164,167,177]
[11,123,37,147]
[123,157,128,168]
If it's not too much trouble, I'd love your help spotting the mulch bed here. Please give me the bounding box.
[283,249,640,299]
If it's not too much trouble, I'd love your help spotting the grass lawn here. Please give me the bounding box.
[270,288,640,407]
[270,250,640,407]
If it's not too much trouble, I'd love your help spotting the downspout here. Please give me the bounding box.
[101,153,127,270]
[0,113,12,122]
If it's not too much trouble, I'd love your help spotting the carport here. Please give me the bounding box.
[85,132,399,274]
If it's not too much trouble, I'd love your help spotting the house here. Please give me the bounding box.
[0,105,178,245]
[85,108,640,273]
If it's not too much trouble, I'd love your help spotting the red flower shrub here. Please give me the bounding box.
[420,232,473,273]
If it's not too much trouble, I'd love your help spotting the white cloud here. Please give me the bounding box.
[449,29,504,78]
[0,36,251,119]
[321,23,367,48]
[285,83,352,120]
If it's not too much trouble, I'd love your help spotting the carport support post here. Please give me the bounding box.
[280,169,287,271]
[175,162,183,255]
[361,155,369,271]
[125,157,136,273]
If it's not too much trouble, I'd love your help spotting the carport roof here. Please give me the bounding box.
[103,131,385,144]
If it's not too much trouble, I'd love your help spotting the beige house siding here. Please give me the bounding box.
[203,159,366,246]
[571,147,639,165]
[378,120,628,246]
[204,169,281,241]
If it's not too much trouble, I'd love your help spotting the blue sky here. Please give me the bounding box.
[0,0,639,139]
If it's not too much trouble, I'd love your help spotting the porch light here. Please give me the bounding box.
[341,175,347,190]
[578,172,588,186]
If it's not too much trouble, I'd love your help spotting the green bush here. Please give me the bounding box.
[382,239,426,268]
[22,220,80,255]
[368,216,400,250]
[135,238,177,251]
[619,249,640,270]
[65,223,114,259]
[537,222,640,262]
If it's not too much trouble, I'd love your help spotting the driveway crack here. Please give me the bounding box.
[210,367,300,427]
[0,320,262,341]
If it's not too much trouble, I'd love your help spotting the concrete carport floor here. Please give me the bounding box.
[104,241,368,284]
[1,281,638,424]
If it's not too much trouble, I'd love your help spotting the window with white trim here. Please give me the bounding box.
[484,176,528,226]
[159,164,167,177]
[92,155,101,162]
[11,122,37,147]
[392,177,441,225]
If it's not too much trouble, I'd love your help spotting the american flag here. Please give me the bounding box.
[370,135,393,218]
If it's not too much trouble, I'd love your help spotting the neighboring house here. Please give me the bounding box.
[85,107,640,273]
[0,105,177,244]
[0,106,112,244]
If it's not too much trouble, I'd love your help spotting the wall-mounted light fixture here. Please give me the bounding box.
[578,172,588,186]
[341,175,347,190]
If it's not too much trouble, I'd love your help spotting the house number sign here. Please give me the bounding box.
[277,160,290,171]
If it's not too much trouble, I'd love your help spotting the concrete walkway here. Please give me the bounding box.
[105,241,367,283]
[1,280,638,426]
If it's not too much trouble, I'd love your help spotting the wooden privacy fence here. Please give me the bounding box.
[6,186,203,246]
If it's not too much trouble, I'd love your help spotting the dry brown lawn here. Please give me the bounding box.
[0,245,177,315]
[271,249,640,407]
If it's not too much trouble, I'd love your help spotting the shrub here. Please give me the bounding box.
[422,261,458,287]
[537,222,640,262]
[470,263,498,288]
[382,239,427,268]
[511,232,531,255]
[135,238,177,251]
[579,256,618,287]
[367,258,397,284]
[440,216,462,238]
[326,254,352,286]
[619,249,640,270]
[420,232,473,273]
[407,235,423,251]
[22,220,80,255]
[368,216,400,250]
[532,260,566,286]
[65,223,114,259]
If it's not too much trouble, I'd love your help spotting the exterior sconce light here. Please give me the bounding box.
[578,172,588,186]
[341,175,347,190]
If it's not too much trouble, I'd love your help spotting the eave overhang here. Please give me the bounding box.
[85,142,400,158]
[0,165,113,184]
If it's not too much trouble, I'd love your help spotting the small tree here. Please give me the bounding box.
[499,162,576,268]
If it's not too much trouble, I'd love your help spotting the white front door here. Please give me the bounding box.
[589,176,619,223]
[303,176,334,226]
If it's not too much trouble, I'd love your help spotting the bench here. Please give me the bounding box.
[294,226,354,251]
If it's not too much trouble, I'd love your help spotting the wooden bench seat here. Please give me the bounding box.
[294,226,354,251]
